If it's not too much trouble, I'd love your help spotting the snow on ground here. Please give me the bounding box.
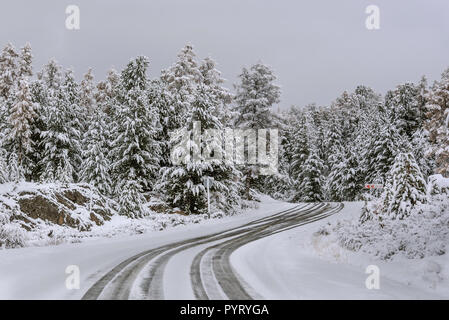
[231,202,449,299]
[0,195,295,299]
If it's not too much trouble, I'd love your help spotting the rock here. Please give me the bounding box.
[0,183,115,231]
[18,195,78,229]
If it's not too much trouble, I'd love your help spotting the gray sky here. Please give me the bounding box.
[1,0,448,108]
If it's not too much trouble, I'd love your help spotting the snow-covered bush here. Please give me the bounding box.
[0,222,27,249]
[0,204,26,249]
[332,174,449,260]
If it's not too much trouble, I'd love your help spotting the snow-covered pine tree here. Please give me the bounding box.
[0,43,19,100]
[6,151,22,182]
[233,63,280,129]
[323,111,344,159]
[199,57,233,124]
[94,68,121,169]
[80,68,96,117]
[0,146,21,183]
[384,152,427,219]
[17,43,33,79]
[161,44,201,130]
[109,56,161,217]
[233,63,281,197]
[295,146,324,202]
[362,115,404,186]
[157,83,241,214]
[37,59,62,92]
[61,69,84,181]
[326,145,361,201]
[332,86,381,145]
[352,85,382,113]
[416,76,429,127]
[281,106,306,174]
[80,105,112,196]
[7,78,37,178]
[39,68,81,183]
[147,79,173,167]
[289,115,310,198]
[331,91,357,143]
[305,106,328,172]
[0,43,19,144]
[95,68,120,116]
[321,110,347,201]
[386,82,422,139]
[425,68,449,177]
[28,79,48,181]
[262,110,293,200]
[410,128,435,179]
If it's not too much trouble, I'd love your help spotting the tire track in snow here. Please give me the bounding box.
[190,203,344,299]
[81,203,343,300]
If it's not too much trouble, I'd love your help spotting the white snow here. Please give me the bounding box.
[1,197,448,300]
[0,195,294,299]
[231,202,449,299]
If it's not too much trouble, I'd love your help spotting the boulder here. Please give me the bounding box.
[0,183,114,231]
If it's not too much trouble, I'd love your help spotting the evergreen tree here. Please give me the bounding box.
[233,63,280,129]
[147,79,173,167]
[233,63,281,197]
[0,43,19,100]
[95,68,121,169]
[331,90,357,143]
[326,146,360,201]
[109,56,161,217]
[80,106,112,196]
[7,79,37,176]
[289,115,310,185]
[39,68,81,183]
[28,79,47,180]
[295,147,324,202]
[383,152,427,219]
[386,82,422,138]
[425,68,449,176]
[80,68,96,116]
[199,57,233,123]
[37,59,63,92]
[363,116,404,185]
[161,44,201,130]
[158,84,241,214]
[0,146,22,183]
[410,128,435,179]
[17,43,33,79]
[95,68,120,116]
[6,151,22,182]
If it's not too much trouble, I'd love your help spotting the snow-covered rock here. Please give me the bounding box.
[0,182,117,248]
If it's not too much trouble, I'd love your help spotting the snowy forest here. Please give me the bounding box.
[0,42,448,224]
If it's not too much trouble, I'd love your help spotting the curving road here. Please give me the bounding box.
[81,202,343,300]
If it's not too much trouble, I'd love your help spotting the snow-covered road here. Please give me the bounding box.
[81,202,342,299]
[0,197,296,299]
[0,199,342,299]
[1,199,445,300]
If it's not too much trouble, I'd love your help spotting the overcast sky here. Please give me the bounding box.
[1,0,448,108]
